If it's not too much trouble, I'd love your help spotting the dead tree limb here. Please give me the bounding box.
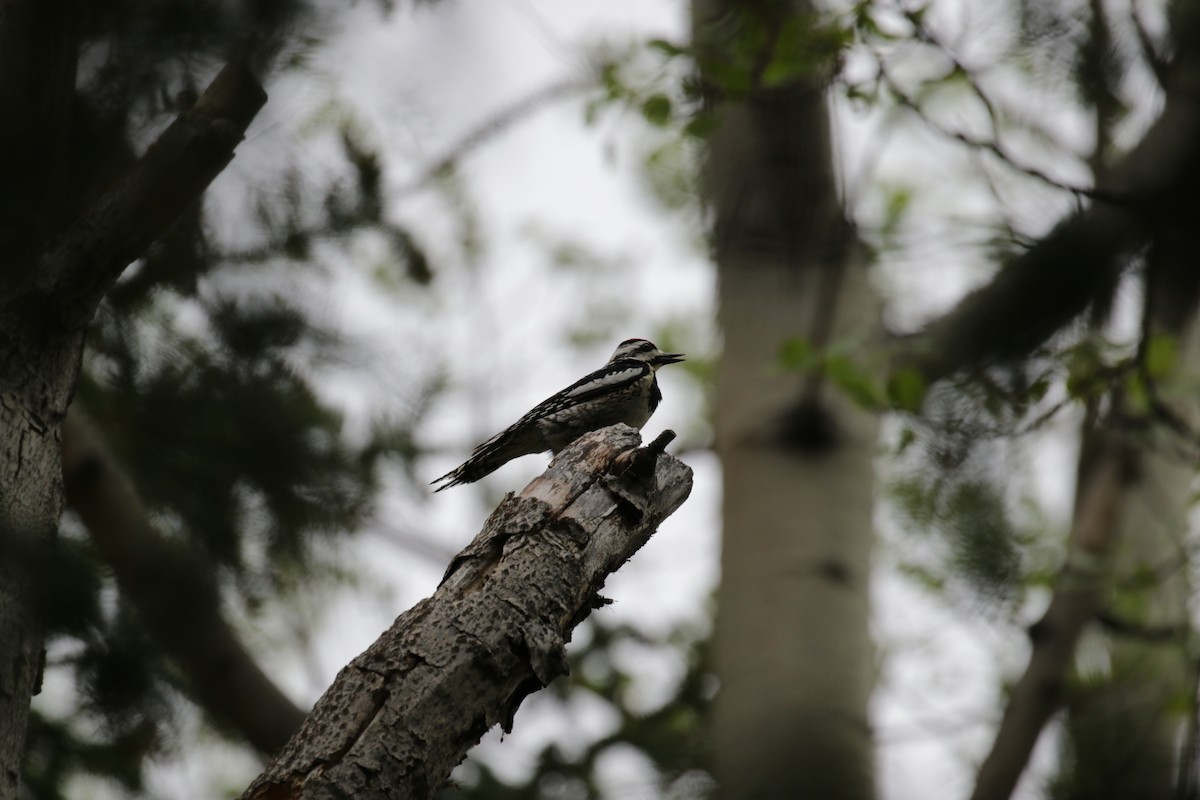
[241,424,693,800]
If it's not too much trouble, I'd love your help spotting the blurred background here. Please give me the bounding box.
[26,0,1200,798]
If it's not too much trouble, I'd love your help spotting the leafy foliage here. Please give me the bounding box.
[890,474,1030,607]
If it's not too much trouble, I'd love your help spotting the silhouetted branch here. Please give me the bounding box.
[877,63,1100,200]
[40,62,267,326]
[61,409,307,755]
[897,15,1200,384]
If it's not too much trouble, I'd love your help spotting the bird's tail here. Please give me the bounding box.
[431,428,541,492]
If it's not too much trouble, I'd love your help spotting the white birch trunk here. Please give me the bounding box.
[714,261,878,800]
[693,2,879,796]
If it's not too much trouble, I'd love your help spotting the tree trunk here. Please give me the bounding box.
[0,4,80,793]
[694,2,878,798]
[1057,229,1200,800]
[0,45,265,793]
[0,350,81,800]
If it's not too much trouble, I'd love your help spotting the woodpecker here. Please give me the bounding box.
[432,338,685,491]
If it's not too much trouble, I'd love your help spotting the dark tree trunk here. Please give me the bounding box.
[0,30,266,790]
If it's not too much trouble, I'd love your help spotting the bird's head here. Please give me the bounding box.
[609,338,685,370]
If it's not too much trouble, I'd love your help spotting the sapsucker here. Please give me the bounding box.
[432,338,685,491]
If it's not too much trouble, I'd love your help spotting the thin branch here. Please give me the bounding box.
[898,11,1200,383]
[397,76,591,196]
[1130,0,1169,86]
[61,408,307,755]
[36,62,267,327]
[970,425,1134,800]
[241,424,692,800]
[876,62,1101,201]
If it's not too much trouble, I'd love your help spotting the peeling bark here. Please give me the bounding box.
[241,425,692,800]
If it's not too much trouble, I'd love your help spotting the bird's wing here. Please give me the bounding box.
[430,360,651,491]
[515,361,650,420]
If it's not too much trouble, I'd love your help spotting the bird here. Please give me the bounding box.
[432,338,685,491]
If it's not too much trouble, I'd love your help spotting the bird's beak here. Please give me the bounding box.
[654,352,686,366]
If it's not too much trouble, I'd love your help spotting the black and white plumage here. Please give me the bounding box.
[432,338,685,491]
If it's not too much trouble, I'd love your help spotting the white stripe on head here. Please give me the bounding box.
[609,338,660,363]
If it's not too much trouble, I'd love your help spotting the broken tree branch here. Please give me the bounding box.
[241,424,693,800]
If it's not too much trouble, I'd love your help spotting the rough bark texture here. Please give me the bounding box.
[694,2,878,798]
[60,409,307,754]
[0,4,79,790]
[241,425,692,800]
[0,341,83,797]
[0,51,265,796]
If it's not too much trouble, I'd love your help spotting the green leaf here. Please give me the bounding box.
[583,98,602,126]
[826,354,885,409]
[1123,372,1151,415]
[1065,341,1103,398]
[778,337,818,371]
[647,38,687,57]
[683,112,719,139]
[1144,332,1177,380]
[881,184,912,237]
[700,58,753,97]
[600,62,623,99]
[762,16,851,86]
[887,367,927,412]
[898,561,945,592]
[640,94,673,127]
[1027,376,1050,403]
